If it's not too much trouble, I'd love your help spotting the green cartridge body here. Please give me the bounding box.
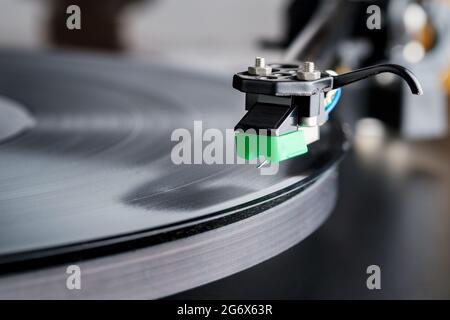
[235,129,308,163]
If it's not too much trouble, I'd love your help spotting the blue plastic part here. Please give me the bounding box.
[325,88,342,113]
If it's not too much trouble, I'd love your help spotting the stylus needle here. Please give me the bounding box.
[257,159,269,169]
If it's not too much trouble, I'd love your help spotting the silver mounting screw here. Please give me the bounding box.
[296,61,321,81]
[248,57,272,76]
[304,61,315,72]
[255,57,265,67]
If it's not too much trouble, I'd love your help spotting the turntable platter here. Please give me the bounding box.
[0,50,346,298]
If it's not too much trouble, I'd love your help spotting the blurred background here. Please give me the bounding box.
[0,0,449,298]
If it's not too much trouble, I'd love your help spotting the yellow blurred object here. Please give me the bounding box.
[443,68,450,95]
[335,65,350,75]
[414,15,450,96]
[419,23,436,51]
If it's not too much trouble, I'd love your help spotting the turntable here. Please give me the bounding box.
[0,44,424,298]
[0,50,347,299]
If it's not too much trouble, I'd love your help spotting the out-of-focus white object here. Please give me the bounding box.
[389,0,450,140]
[403,41,425,63]
[403,3,427,34]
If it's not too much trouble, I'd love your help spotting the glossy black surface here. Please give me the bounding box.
[171,143,450,299]
[0,50,346,265]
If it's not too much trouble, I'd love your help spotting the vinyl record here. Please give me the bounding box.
[0,50,347,298]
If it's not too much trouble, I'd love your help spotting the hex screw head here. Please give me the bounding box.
[248,57,272,76]
[297,61,321,81]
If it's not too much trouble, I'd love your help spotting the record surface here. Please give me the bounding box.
[0,50,346,270]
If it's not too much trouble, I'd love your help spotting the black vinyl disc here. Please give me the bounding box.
[0,50,347,298]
